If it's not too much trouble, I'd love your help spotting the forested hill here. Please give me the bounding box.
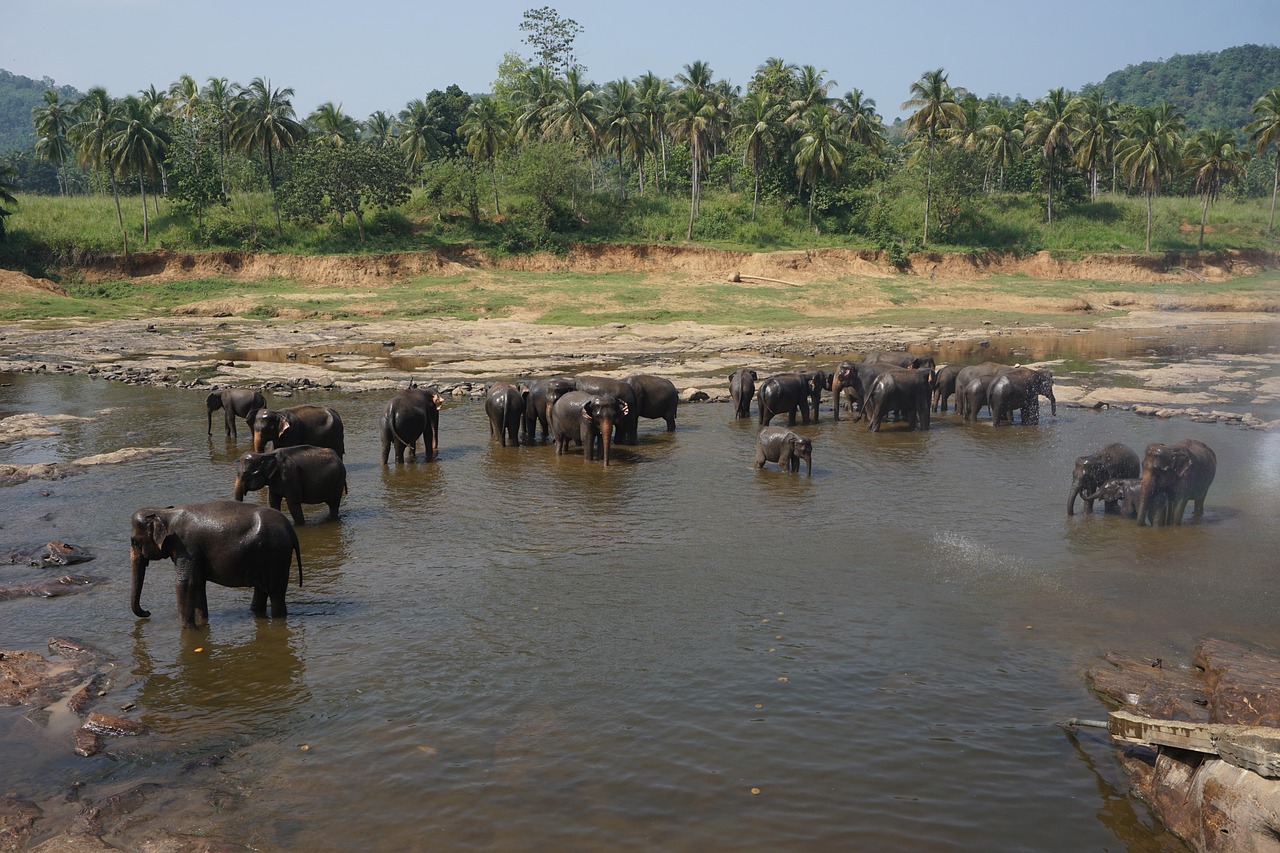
[0,70,82,153]
[1083,44,1280,130]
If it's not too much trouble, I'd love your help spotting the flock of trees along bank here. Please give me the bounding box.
[1,52,1279,261]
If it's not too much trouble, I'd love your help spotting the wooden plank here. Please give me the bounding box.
[1107,710,1280,778]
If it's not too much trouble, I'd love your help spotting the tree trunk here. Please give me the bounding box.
[923,135,934,245]
[617,138,626,202]
[266,141,282,236]
[1145,190,1153,253]
[752,169,760,222]
[355,208,366,243]
[491,165,501,216]
[1269,151,1279,237]
[110,173,129,256]
[1046,150,1054,224]
[138,172,150,244]
[1199,191,1209,250]
[686,139,697,241]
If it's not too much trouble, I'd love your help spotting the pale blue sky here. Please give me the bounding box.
[5,0,1278,122]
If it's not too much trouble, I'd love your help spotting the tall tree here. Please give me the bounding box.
[513,64,559,142]
[635,72,671,192]
[1245,87,1280,237]
[0,164,17,239]
[545,66,601,188]
[735,89,784,220]
[1023,87,1076,223]
[791,104,844,224]
[397,99,447,178]
[1116,102,1185,251]
[787,65,835,126]
[601,78,643,201]
[363,111,396,149]
[308,102,359,148]
[519,5,584,74]
[1184,127,1248,249]
[460,96,512,214]
[979,106,1023,191]
[1072,90,1118,201]
[203,77,237,193]
[231,77,307,235]
[31,90,74,195]
[70,86,129,254]
[111,95,170,244]
[836,88,885,154]
[902,69,966,244]
[668,83,718,239]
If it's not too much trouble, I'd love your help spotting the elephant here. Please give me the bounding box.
[729,369,757,420]
[484,381,526,447]
[863,367,935,432]
[755,426,812,476]
[956,374,997,422]
[572,376,640,443]
[794,369,831,422]
[234,445,347,524]
[1136,439,1217,526]
[129,500,302,629]
[863,351,938,370]
[988,367,1056,426]
[829,361,879,421]
[1068,442,1141,514]
[550,391,630,465]
[381,385,444,463]
[251,405,345,457]
[931,364,963,413]
[625,374,679,431]
[1081,477,1144,518]
[520,377,576,442]
[206,388,266,439]
[757,372,816,426]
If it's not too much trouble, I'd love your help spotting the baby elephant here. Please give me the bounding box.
[234,445,347,524]
[1083,477,1143,518]
[755,426,812,476]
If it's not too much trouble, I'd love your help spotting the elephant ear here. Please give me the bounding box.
[749,371,758,380]
[277,417,290,437]
[1172,449,1194,477]
[146,513,172,554]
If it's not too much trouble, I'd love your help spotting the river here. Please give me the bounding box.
[1,337,1279,850]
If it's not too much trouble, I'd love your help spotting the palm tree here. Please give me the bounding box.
[668,84,719,239]
[308,102,359,148]
[979,106,1023,191]
[111,95,171,244]
[137,85,172,212]
[363,111,396,148]
[1072,90,1118,201]
[836,88,885,155]
[735,90,784,220]
[1116,102,1185,252]
[792,104,844,224]
[787,65,835,126]
[397,99,447,178]
[203,77,236,193]
[902,69,966,244]
[601,78,644,201]
[546,66,601,151]
[1184,128,1249,249]
[461,96,512,213]
[1245,87,1280,237]
[513,64,559,142]
[230,77,306,235]
[634,72,671,193]
[70,86,129,254]
[32,90,75,195]
[1023,88,1077,223]
[676,60,714,95]
[0,164,17,239]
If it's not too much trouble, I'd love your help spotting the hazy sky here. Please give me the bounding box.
[6,0,1278,122]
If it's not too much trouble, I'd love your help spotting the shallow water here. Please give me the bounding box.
[2,353,1279,850]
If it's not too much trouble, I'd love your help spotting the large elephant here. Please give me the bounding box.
[988,367,1056,426]
[550,391,629,465]
[129,500,302,629]
[863,351,937,370]
[206,388,266,438]
[829,361,878,421]
[956,374,997,422]
[794,368,831,422]
[573,376,640,443]
[1081,477,1144,518]
[484,381,526,447]
[234,445,347,524]
[1068,442,1141,514]
[251,405,345,457]
[931,364,963,413]
[625,374,679,431]
[381,385,444,463]
[863,367,935,432]
[520,377,576,442]
[729,369,757,420]
[757,373,816,426]
[755,426,812,476]
[1136,439,1217,526]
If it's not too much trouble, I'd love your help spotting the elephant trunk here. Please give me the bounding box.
[830,379,842,421]
[1046,386,1057,416]
[252,431,265,453]
[601,423,612,467]
[233,476,247,502]
[130,550,152,618]
[1068,480,1083,514]
[1135,473,1157,526]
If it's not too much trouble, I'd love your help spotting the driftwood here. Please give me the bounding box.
[1080,638,1280,852]
[729,272,801,287]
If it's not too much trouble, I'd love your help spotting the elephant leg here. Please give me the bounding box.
[268,491,284,512]
[285,496,306,526]
[225,408,237,438]
[328,496,341,519]
[251,585,268,616]
[177,580,198,629]
[381,431,392,464]
[270,584,286,617]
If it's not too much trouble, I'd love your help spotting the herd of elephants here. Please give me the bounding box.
[127,350,1217,632]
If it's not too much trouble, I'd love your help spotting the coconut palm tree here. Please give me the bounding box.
[111,95,171,244]
[836,88,885,155]
[203,77,237,193]
[601,78,644,201]
[0,164,17,239]
[1245,87,1280,237]
[668,84,719,239]
[676,60,714,96]
[735,90,784,220]
[902,69,966,244]
[231,77,306,235]
[792,103,844,224]
[461,96,512,214]
[363,111,396,148]
[1024,88,1077,223]
[32,90,75,195]
[1184,128,1249,249]
[513,64,559,143]
[1116,102,1185,252]
[308,102,359,148]
[979,106,1023,191]
[634,72,671,192]
[70,86,129,254]
[1072,90,1118,201]
[397,99,447,179]
[787,65,835,126]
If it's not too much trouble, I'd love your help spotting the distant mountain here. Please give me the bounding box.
[0,69,82,154]
[1082,44,1280,131]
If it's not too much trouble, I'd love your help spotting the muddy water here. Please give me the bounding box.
[2,361,1279,851]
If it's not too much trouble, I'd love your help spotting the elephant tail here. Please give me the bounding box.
[289,525,303,587]
[389,410,417,450]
